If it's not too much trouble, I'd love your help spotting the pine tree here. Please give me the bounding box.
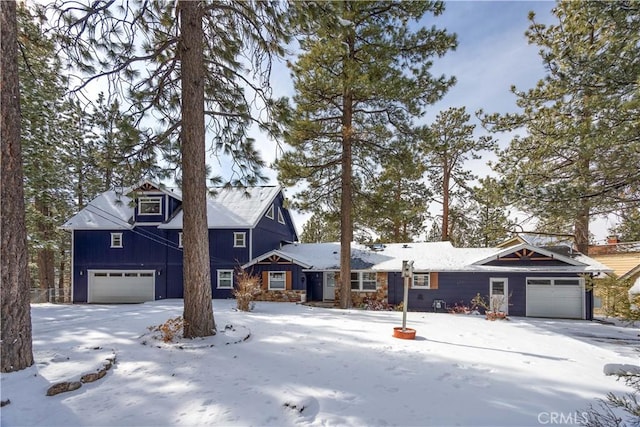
[300,213,341,243]
[276,1,456,308]
[421,107,496,242]
[51,0,289,337]
[86,93,163,191]
[361,136,430,242]
[609,208,640,242]
[1,0,34,372]
[18,5,76,302]
[482,1,640,254]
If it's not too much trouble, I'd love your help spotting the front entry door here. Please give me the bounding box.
[490,278,508,314]
[323,272,336,301]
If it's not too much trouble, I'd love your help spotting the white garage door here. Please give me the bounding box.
[526,278,584,319]
[88,270,155,303]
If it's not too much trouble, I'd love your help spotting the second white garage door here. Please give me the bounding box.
[526,277,584,319]
[88,270,155,303]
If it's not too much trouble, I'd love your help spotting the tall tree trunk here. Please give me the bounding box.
[179,0,215,338]
[441,159,450,241]
[1,0,34,372]
[35,197,55,302]
[339,7,354,309]
[58,248,66,303]
[340,104,353,309]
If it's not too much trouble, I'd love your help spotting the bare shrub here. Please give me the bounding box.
[148,316,185,342]
[233,268,262,312]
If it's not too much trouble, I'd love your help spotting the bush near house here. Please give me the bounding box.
[594,276,640,322]
[233,268,262,312]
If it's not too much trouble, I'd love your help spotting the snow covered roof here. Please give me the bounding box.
[61,184,284,230]
[246,241,610,273]
[498,233,574,249]
[159,186,282,229]
[61,191,134,230]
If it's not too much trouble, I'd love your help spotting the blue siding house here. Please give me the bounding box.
[244,241,611,320]
[62,181,298,303]
[63,182,611,320]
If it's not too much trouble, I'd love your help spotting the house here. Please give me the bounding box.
[589,236,640,281]
[588,236,640,311]
[61,181,298,303]
[62,187,611,320]
[244,241,611,320]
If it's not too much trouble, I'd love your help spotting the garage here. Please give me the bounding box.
[526,277,584,319]
[88,270,155,303]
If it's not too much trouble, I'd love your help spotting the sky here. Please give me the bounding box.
[245,1,618,244]
[2,299,638,426]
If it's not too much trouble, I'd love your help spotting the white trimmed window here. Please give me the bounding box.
[138,197,162,215]
[266,204,274,219]
[110,233,123,248]
[234,232,246,248]
[217,270,233,289]
[412,273,430,289]
[350,272,377,291]
[268,271,286,290]
[178,232,183,248]
[277,207,285,224]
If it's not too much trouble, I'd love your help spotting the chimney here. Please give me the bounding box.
[607,235,620,245]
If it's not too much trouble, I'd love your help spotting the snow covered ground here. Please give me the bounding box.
[2,300,638,426]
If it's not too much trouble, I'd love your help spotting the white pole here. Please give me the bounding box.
[402,275,409,331]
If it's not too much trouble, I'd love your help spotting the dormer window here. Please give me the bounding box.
[266,204,274,220]
[138,197,162,216]
[277,207,285,224]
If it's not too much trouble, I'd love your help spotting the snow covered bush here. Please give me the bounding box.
[233,268,262,312]
[582,364,640,427]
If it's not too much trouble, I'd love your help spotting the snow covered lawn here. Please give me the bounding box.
[2,300,638,426]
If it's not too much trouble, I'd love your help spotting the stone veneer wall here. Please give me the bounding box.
[333,272,389,307]
[254,289,306,303]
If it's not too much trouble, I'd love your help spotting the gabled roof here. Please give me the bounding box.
[128,180,183,201]
[159,186,283,229]
[243,249,313,269]
[251,241,610,273]
[472,243,585,267]
[62,182,288,230]
[497,233,574,249]
[61,190,134,230]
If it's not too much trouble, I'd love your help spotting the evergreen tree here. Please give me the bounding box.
[609,208,640,242]
[86,93,163,191]
[361,136,430,242]
[51,0,289,337]
[421,107,496,242]
[1,0,34,372]
[482,1,640,254]
[470,178,517,247]
[300,213,341,243]
[276,1,456,308]
[18,5,76,302]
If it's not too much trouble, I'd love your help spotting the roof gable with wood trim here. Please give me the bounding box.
[244,250,313,269]
[473,243,585,268]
